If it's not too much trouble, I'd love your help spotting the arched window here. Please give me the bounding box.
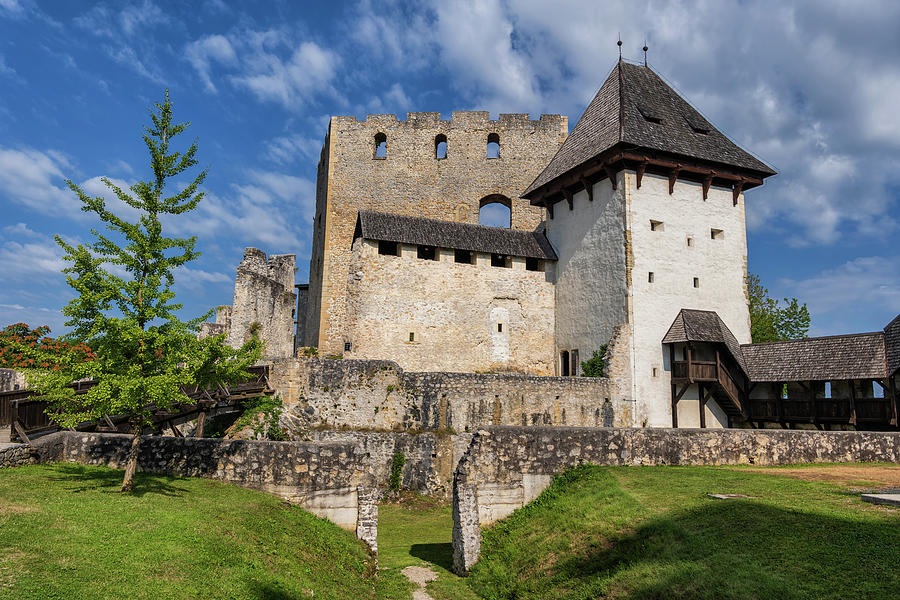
[487,133,500,158]
[478,194,512,228]
[374,132,387,158]
[435,134,447,159]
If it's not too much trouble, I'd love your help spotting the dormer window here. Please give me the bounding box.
[637,103,662,124]
[684,114,710,135]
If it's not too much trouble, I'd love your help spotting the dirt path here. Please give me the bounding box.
[739,464,900,489]
[401,565,438,600]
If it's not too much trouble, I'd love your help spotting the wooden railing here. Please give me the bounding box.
[672,361,717,381]
[748,397,894,423]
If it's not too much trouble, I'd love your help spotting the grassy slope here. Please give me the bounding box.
[0,464,410,600]
[378,495,480,600]
[468,464,900,600]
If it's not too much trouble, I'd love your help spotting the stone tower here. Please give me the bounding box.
[523,60,776,427]
[303,111,568,355]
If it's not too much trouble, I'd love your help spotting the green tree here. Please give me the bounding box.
[580,345,608,378]
[18,91,260,492]
[747,274,811,342]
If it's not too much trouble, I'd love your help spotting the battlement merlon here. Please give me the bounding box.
[329,112,567,132]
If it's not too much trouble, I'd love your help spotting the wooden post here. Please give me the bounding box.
[698,383,707,429]
[889,375,898,427]
[687,343,693,384]
[776,383,785,428]
[671,384,678,428]
[167,420,183,438]
[195,411,207,438]
[13,421,31,446]
[848,380,857,426]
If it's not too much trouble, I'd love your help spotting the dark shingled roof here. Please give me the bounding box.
[355,210,558,260]
[884,314,900,375]
[524,61,776,196]
[740,333,887,382]
[662,309,747,371]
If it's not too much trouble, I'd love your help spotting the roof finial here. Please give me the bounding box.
[643,41,649,67]
[617,35,623,60]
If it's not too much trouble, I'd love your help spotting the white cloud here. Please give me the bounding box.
[0,303,67,334]
[0,55,15,77]
[118,0,168,35]
[3,222,42,238]
[185,34,237,93]
[0,239,65,280]
[173,266,231,291]
[264,134,322,165]
[0,146,82,218]
[0,0,23,15]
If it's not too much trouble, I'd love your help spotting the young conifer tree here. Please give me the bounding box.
[24,90,260,492]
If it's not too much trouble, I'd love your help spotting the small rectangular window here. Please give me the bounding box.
[650,220,664,232]
[693,277,700,288]
[378,240,398,256]
[652,367,659,377]
[525,257,542,271]
[454,249,472,264]
[711,228,724,240]
[344,342,352,352]
[648,272,655,283]
[417,245,437,260]
[409,332,415,342]
[686,236,694,247]
[491,253,510,268]
[497,323,503,333]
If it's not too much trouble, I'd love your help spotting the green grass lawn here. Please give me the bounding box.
[0,464,410,600]
[468,464,900,600]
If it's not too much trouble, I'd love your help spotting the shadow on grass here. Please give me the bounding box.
[247,582,303,600]
[475,500,900,600]
[46,462,189,497]
[410,542,454,572]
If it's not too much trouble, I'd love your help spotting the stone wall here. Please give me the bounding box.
[343,238,556,374]
[305,111,568,355]
[0,368,25,392]
[451,426,900,573]
[0,443,38,468]
[270,358,634,435]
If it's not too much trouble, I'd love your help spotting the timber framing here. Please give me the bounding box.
[524,144,768,211]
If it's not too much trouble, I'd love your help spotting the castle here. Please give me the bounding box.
[206,59,898,432]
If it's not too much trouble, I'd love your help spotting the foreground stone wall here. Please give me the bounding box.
[270,358,634,435]
[451,426,900,573]
[0,443,38,468]
[344,238,556,375]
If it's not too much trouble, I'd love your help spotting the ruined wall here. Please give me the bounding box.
[343,238,556,374]
[294,284,309,355]
[226,248,297,358]
[305,112,568,355]
[451,426,900,573]
[270,358,634,435]
[0,368,25,392]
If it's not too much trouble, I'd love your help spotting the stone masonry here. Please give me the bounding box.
[304,112,568,355]
[451,426,900,574]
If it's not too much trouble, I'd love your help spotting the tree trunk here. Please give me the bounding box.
[121,421,142,493]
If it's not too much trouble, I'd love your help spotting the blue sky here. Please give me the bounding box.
[0,0,898,338]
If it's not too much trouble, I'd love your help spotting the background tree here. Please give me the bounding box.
[580,345,608,378]
[747,274,811,342]
[18,91,260,492]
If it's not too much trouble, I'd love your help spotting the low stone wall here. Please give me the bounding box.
[0,443,39,468]
[271,358,633,435]
[21,431,380,552]
[451,426,900,573]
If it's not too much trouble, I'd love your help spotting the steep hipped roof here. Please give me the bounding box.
[740,333,887,382]
[662,309,747,371]
[884,314,900,375]
[524,61,775,196]
[355,210,558,260]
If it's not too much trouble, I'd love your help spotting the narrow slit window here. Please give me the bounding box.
[378,240,398,256]
[650,220,664,232]
[711,228,724,240]
[560,351,570,376]
[487,133,500,158]
[374,132,387,158]
[693,277,700,288]
[652,367,659,377]
[417,245,437,261]
[497,323,503,333]
[435,134,447,159]
[454,249,472,264]
[409,332,415,342]
[525,257,542,272]
[648,272,655,283]
[686,236,694,247]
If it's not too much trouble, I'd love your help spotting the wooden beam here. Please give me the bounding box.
[848,379,857,426]
[195,411,207,438]
[668,166,681,195]
[889,376,898,427]
[674,384,690,403]
[699,383,707,429]
[687,343,693,384]
[563,188,574,211]
[580,177,593,201]
[636,159,647,189]
[167,420,183,438]
[733,179,745,206]
[671,384,679,428]
[702,172,714,200]
[604,165,618,190]
[776,383,784,426]
[545,198,553,219]
[13,421,31,446]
